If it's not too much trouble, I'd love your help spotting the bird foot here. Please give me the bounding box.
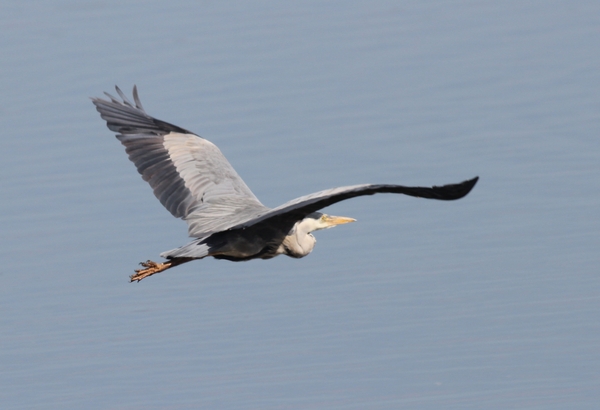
[130,260,172,282]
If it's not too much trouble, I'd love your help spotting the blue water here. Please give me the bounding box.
[1,1,599,408]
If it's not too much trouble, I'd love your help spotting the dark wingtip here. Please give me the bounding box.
[424,176,479,200]
[450,176,479,200]
[465,176,479,189]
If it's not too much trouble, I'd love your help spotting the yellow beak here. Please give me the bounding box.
[324,215,357,226]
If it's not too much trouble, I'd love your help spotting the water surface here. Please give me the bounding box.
[1,1,599,409]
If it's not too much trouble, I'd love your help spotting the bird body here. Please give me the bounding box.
[92,86,478,282]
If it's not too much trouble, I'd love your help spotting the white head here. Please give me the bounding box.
[281,212,356,258]
[299,212,356,232]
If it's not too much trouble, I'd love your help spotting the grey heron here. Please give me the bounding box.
[92,86,478,282]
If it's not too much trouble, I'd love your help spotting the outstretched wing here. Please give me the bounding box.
[92,86,268,237]
[231,177,479,232]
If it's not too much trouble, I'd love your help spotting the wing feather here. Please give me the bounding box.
[92,86,268,236]
[230,177,479,232]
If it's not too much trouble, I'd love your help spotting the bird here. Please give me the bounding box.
[92,86,478,282]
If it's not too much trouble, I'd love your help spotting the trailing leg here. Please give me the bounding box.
[130,258,193,282]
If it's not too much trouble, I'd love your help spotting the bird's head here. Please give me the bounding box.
[301,212,356,233]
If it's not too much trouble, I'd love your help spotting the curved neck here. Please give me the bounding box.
[280,220,317,258]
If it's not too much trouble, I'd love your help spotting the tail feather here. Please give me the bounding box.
[160,238,211,259]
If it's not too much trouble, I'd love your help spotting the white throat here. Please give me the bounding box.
[279,220,317,258]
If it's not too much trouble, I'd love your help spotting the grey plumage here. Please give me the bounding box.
[93,87,266,236]
[92,86,478,282]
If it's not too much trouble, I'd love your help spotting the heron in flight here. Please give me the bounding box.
[93,86,478,282]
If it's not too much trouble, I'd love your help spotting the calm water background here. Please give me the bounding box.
[1,1,599,409]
